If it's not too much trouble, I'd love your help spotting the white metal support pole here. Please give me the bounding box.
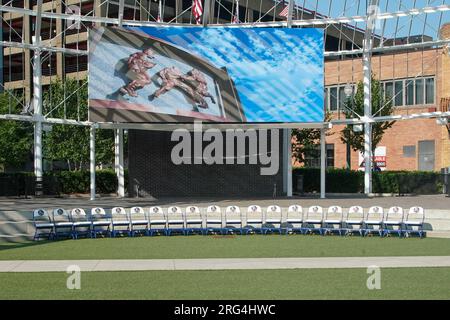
[118,0,125,26]
[114,2,125,198]
[320,128,326,199]
[90,125,96,200]
[283,0,294,197]
[115,129,125,197]
[203,0,211,26]
[286,129,292,196]
[33,0,43,196]
[363,0,378,195]
[282,129,292,196]
[287,0,295,28]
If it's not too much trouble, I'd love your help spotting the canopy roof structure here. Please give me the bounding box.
[1,0,449,199]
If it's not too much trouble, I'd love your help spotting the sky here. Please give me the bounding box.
[130,27,324,123]
[299,0,450,40]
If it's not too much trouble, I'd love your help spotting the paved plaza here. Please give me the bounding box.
[1,256,450,272]
[0,194,449,211]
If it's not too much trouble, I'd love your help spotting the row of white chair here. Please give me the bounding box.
[32,205,425,240]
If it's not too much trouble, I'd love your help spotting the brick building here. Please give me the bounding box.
[319,26,450,172]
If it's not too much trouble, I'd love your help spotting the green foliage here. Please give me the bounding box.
[45,169,119,194]
[0,169,124,195]
[293,168,363,193]
[292,112,332,165]
[42,78,115,170]
[0,92,33,169]
[372,171,443,194]
[0,79,115,170]
[340,76,396,153]
[293,167,443,194]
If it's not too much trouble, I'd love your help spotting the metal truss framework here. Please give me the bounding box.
[0,0,450,199]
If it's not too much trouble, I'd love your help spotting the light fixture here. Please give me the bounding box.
[344,83,353,98]
[436,118,449,126]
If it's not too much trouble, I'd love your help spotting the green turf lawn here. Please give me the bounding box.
[1,235,450,260]
[0,267,449,299]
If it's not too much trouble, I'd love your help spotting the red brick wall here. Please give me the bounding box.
[319,48,448,171]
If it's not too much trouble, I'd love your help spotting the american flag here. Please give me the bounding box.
[279,4,290,18]
[192,0,203,24]
[231,0,240,24]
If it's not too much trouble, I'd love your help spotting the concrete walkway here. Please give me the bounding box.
[1,256,450,272]
[1,194,450,211]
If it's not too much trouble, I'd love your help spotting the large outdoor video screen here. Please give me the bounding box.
[88,26,324,123]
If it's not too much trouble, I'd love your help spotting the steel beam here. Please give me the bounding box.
[2,3,448,29]
[33,0,43,196]
[90,125,96,200]
[320,128,326,199]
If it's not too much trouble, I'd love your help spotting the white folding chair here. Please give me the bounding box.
[363,206,384,237]
[263,205,283,234]
[383,206,405,237]
[184,206,203,235]
[71,208,91,239]
[111,207,130,237]
[343,206,364,236]
[323,206,343,235]
[224,206,243,234]
[130,206,149,236]
[148,206,166,236]
[205,205,223,235]
[286,205,303,234]
[90,207,111,237]
[33,209,54,240]
[166,206,184,236]
[52,208,74,239]
[404,206,425,238]
[244,205,263,234]
[304,206,324,235]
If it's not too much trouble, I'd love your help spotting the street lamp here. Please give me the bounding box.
[344,83,353,170]
[344,83,353,98]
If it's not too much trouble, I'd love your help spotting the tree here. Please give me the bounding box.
[340,76,395,157]
[291,112,332,165]
[0,92,33,170]
[43,78,115,170]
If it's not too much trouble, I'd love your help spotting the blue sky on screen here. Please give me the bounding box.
[130,27,324,123]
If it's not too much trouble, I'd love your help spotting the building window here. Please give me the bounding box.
[325,84,355,112]
[425,78,435,104]
[304,144,334,168]
[415,79,424,105]
[384,82,394,101]
[382,77,435,107]
[403,145,416,158]
[394,80,404,106]
[406,80,414,106]
[329,87,338,111]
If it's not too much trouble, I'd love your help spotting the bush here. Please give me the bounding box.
[293,167,443,194]
[0,170,126,196]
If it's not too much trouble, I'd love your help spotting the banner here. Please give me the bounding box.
[88,26,324,123]
[359,146,387,171]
